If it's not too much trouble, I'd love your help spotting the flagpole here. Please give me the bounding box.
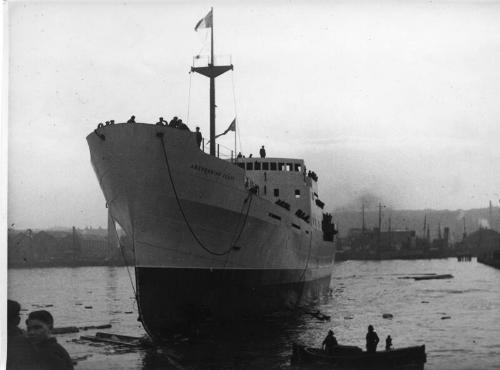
[234,121,237,157]
[211,7,214,66]
[191,8,233,157]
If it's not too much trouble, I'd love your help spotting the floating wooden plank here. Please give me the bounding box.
[53,326,79,334]
[80,335,140,347]
[79,332,145,348]
[413,274,453,281]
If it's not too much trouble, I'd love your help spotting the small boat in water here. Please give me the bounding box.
[291,343,426,370]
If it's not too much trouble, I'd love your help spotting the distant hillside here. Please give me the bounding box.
[332,207,500,242]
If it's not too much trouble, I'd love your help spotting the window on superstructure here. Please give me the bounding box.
[295,190,301,198]
[287,163,293,171]
[295,164,301,172]
[278,162,285,171]
[255,162,261,170]
[274,188,279,197]
[263,162,269,171]
[270,162,277,171]
[246,162,253,170]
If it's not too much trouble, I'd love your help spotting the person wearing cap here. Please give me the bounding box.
[321,329,338,355]
[26,310,73,370]
[127,115,136,123]
[156,117,166,126]
[366,325,380,353]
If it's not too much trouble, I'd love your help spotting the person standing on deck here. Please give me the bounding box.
[195,127,203,148]
[259,145,266,158]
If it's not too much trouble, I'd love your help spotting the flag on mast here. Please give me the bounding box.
[195,10,213,31]
[213,118,236,140]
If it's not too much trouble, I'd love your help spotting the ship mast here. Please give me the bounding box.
[191,7,233,156]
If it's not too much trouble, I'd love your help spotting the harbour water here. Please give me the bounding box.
[8,258,500,369]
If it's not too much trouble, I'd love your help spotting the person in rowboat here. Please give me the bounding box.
[366,325,380,353]
[321,330,338,355]
[385,335,392,351]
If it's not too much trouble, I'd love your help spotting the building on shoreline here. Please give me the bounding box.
[7,227,134,268]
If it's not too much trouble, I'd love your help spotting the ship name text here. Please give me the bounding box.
[191,164,235,181]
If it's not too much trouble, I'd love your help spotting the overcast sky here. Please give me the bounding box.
[6,0,500,229]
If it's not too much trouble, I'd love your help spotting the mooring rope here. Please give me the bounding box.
[109,213,137,299]
[157,132,253,256]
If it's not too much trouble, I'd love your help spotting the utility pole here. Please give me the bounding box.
[361,203,365,232]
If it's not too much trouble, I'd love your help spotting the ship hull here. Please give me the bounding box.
[136,267,332,340]
[87,124,336,339]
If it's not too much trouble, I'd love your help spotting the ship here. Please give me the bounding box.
[86,8,337,340]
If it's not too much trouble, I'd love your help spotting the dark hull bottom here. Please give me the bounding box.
[136,267,331,340]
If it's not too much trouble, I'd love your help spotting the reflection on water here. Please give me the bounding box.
[8,259,500,369]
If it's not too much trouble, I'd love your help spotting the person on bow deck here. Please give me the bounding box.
[169,116,179,128]
[259,145,266,158]
[177,119,190,131]
[156,117,167,126]
[127,115,136,123]
[237,152,243,158]
[195,127,203,148]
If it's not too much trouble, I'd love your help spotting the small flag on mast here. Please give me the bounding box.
[213,118,236,140]
[226,118,236,132]
[195,10,213,31]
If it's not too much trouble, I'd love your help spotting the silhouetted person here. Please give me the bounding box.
[385,335,392,351]
[366,325,379,353]
[109,120,115,125]
[177,119,189,131]
[169,116,179,128]
[26,310,73,370]
[321,330,338,355]
[249,154,253,158]
[127,115,136,123]
[195,127,202,148]
[105,121,110,125]
[237,152,243,158]
[7,300,45,370]
[259,145,266,158]
[156,117,166,126]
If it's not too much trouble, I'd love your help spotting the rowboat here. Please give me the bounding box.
[291,343,426,370]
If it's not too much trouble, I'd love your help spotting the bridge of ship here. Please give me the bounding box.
[230,157,329,232]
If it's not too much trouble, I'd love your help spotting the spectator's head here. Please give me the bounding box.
[328,330,334,336]
[26,310,54,343]
[368,325,374,332]
[7,299,21,327]
[196,126,200,132]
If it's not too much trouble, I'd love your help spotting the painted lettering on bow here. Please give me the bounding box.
[190,164,235,181]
